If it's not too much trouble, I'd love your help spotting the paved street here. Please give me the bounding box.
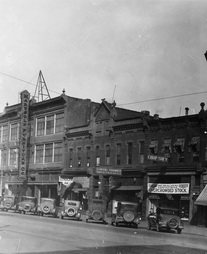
[0,211,207,254]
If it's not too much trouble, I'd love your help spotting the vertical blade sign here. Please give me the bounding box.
[19,90,30,180]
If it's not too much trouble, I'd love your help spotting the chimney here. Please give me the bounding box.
[185,107,189,116]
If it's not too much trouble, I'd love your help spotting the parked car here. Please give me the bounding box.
[86,200,107,224]
[60,200,82,220]
[18,196,38,215]
[111,201,140,228]
[37,198,58,217]
[0,195,18,212]
[147,207,184,234]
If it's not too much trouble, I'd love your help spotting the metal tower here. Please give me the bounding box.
[34,70,51,102]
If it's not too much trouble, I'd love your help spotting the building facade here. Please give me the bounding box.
[1,90,207,226]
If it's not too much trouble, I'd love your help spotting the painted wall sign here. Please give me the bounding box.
[18,90,30,180]
[148,183,190,194]
[147,154,168,162]
[95,167,122,175]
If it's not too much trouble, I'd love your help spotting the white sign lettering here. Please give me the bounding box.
[148,183,189,194]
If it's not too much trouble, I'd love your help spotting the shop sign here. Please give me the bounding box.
[148,183,190,194]
[19,90,30,180]
[147,154,168,162]
[95,167,122,175]
[59,176,73,186]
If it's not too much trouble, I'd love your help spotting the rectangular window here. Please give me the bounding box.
[9,148,18,165]
[78,147,82,167]
[139,141,145,164]
[54,142,62,162]
[127,142,133,165]
[105,145,110,165]
[10,123,18,141]
[116,143,121,165]
[46,115,54,135]
[96,146,100,166]
[0,149,7,166]
[35,144,44,163]
[86,146,90,167]
[69,148,73,167]
[37,117,45,136]
[55,113,64,133]
[2,125,8,142]
[45,143,53,163]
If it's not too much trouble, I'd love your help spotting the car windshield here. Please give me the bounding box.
[65,201,79,206]
[120,203,138,212]
[4,196,13,201]
[21,197,36,202]
[41,198,55,205]
[160,209,179,215]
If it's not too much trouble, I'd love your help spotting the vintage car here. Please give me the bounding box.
[85,200,107,224]
[37,198,58,217]
[60,200,82,220]
[111,201,140,228]
[0,195,18,212]
[18,196,38,215]
[147,207,184,234]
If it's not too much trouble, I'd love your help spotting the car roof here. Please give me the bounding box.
[119,201,138,205]
[159,207,179,211]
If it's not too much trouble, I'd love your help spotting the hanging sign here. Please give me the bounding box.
[59,176,73,186]
[148,183,190,194]
[18,90,30,180]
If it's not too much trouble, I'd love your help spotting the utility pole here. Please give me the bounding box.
[34,70,51,102]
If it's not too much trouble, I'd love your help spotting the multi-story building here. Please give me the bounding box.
[1,89,207,226]
[63,99,151,217]
[145,105,207,226]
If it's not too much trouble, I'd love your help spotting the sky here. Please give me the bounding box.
[0,0,207,118]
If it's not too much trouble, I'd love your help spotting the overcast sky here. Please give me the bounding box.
[0,0,207,117]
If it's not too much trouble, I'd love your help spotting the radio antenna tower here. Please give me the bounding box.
[34,70,51,102]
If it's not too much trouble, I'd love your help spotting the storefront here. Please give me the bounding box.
[145,168,196,222]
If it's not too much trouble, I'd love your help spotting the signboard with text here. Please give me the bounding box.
[95,167,122,176]
[148,183,190,194]
[147,154,168,162]
[18,90,30,180]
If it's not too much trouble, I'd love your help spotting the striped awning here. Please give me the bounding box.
[195,185,207,206]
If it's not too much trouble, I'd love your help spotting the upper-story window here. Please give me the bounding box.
[116,143,121,165]
[148,140,158,155]
[2,125,8,142]
[96,146,100,166]
[10,123,19,141]
[35,142,62,164]
[188,137,200,162]
[105,145,110,165]
[127,142,133,165]
[173,138,185,163]
[9,148,18,165]
[69,148,73,167]
[54,142,62,162]
[36,113,64,136]
[139,141,145,164]
[162,139,171,163]
[0,148,7,166]
[77,147,82,167]
[46,115,54,135]
[86,146,90,167]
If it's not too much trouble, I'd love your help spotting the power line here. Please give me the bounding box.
[0,71,61,95]
[117,90,207,107]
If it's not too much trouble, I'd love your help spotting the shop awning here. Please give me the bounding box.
[116,186,143,191]
[195,185,207,206]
